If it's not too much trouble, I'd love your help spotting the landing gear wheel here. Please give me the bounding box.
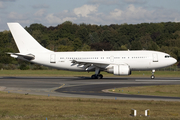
[97,74,103,79]
[151,75,155,79]
[91,75,96,79]
[151,69,155,79]
[91,74,103,79]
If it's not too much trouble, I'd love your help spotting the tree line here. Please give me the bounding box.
[0,21,179,70]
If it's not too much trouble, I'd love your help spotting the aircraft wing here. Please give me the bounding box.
[71,59,110,65]
[71,59,108,71]
[7,53,35,60]
[71,59,126,71]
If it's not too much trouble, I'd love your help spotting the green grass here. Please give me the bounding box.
[0,70,180,77]
[0,70,105,77]
[0,70,180,119]
[131,70,180,78]
[110,85,180,97]
[0,91,180,120]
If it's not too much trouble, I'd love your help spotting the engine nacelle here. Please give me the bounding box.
[106,64,131,76]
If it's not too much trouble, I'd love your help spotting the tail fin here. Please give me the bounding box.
[7,23,52,53]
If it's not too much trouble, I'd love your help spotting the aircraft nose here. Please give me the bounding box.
[172,58,177,64]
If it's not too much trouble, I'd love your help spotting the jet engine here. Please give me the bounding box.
[106,64,131,76]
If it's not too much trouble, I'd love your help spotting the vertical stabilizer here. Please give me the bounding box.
[7,23,52,53]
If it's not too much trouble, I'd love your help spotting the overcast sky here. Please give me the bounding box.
[1,0,180,31]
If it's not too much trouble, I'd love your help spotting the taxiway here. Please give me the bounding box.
[0,77,180,101]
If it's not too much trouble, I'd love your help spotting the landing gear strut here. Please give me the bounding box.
[91,67,103,79]
[151,69,155,79]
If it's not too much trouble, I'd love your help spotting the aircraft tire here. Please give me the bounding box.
[91,74,103,79]
[151,75,155,79]
[91,75,96,79]
[97,74,103,79]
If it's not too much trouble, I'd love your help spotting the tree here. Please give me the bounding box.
[80,44,91,51]
[76,27,89,43]
[131,40,142,50]
[73,38,82,51]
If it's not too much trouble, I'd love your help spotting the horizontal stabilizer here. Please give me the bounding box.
[8,53,35,60]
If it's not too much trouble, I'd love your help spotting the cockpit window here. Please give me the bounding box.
[165,55,171,58]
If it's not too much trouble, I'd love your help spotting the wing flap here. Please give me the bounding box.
[71,59,128,71]
[71,59,126,65]
[71,59,117,71]
[71,59,110,65]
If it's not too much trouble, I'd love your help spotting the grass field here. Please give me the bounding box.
[0,70,180,120]
[0,70,180,77]
[110,85,180,97]
[0,91,180,120]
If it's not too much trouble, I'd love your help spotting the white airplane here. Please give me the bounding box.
[7,23,177,79]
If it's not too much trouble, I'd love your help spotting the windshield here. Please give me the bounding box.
[165,55,171,58]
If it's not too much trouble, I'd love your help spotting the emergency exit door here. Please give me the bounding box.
[152,53,158,62]
[110,56,114,62]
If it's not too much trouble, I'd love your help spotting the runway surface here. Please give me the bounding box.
[0,76,180,101]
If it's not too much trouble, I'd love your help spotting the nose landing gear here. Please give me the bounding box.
[151,69,155,79]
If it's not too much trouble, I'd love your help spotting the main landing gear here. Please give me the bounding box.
[91,67,103,79]
[91,74,103,79]
[151,69,155,79]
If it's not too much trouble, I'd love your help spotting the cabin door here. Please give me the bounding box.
[50,54,56,63]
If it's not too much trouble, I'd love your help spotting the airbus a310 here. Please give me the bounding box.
[7,23,177,79]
